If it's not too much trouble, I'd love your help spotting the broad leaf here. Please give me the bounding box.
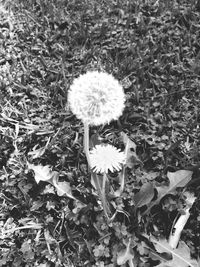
[144,170,193,214]
[150,237,198,267]
[133,182,154,208]
[156,170,193,201]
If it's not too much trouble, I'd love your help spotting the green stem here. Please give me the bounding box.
[102,172,111,218]
[83,122,111,220]
[102,172,107,197]
[92,172,111,220]
[83,122,91,167]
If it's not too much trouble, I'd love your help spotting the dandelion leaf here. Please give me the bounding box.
[150,237,198,267]
[133,182,154,207]
[156,170,193,201]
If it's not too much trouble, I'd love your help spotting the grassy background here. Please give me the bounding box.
[0,0,200,266]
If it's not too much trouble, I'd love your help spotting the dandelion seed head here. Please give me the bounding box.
[68,71,125,125]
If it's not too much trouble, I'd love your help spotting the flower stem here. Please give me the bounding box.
[102,172,111,218]
[83,122,91,167]
[92,172,111,220]
[102,172,107,197]
[83,122,111,220]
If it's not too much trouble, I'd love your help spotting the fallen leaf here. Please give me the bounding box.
[51,176,76,200]
[28,163,58,183]
[55,181,73,197]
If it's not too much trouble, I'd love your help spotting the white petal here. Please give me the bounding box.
[89,144,125,174]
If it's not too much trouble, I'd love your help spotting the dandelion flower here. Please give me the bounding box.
[89,144,125,173]
[68,71,125,126]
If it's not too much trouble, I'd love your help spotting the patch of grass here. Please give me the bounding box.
[0,0,200,266]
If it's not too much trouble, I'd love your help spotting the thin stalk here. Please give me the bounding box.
[83,122,111,220]
[92,172,111,219]
[102,172,107,197]
[102,172,111,218]
[83,122,91,167]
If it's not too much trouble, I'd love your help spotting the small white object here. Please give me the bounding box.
[89,144,125,173]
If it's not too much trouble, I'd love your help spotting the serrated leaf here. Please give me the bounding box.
[151,237,198,267]
[156,170,193,200]
[133,182,154,208]
[28,163,76,200]
[144,170,193,214]
[28,163,58,183]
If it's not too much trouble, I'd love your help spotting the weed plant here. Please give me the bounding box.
[0,0,200,266]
